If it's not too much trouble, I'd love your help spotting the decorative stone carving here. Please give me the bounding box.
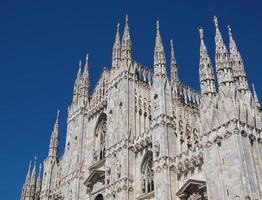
[116,160,121,178]
[153,141,160,157]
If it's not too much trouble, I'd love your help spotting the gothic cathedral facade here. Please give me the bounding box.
[21,16,262,200]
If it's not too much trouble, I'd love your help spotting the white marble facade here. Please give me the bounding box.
[21,16,262,200]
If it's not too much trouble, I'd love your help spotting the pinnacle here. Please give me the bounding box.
[117,22,120,32]
[34,156,37,166]
[227,25,232,36]
[213,16,218,28]
[170,39,176,62]
[198,27,204,39]
[156,20,160,30]
[86,53,89,63]
[27,160,32,176]
[56,110,60,122]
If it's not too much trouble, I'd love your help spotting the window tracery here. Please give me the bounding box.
[94,114,107,162]
[141,152,154,194]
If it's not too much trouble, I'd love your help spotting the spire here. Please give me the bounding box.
[82,53,90,99]
[34,163,42,200]
[112,23,121,68]
[77,60,82,80]
[213,16,234,88]
[228,25,249,93]
[48,110,59,159]
[30,156,37,185]
[54,109,59,132]
[154,21,167,78]
[252,84,260,107]
[121,14,132,65]
[170,40,179,84]
[37,163,42,183]
[83,53,89,75]
[25,160,32,184]
[72,61,82,103]
[228,25,238,53]
[21,160,32,200]
[199,27,216,97]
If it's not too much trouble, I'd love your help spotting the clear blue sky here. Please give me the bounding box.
[0,0,262,199]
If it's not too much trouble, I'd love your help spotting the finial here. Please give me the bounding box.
[28,160,32,173]
[170,39,174,48]
[252,83,258,100]
[156,20,160,30]
[170,39,175,60]
[77,61,82,79]
[198,27,204,39]
[83,53,89,75]
[227,25,232,36]
[86,53,89,63]
[117,22,120,32]
[125,14,128,23]
[56,110,60,121]
[213,16,218,28]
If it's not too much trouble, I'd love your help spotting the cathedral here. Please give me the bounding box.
[20,16,262,200]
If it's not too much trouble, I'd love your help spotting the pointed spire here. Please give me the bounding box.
[154,20,166,77]
[30,156,37,185]
[112,23,121,68]
[35,163,42,199]
[213,16,234,88]
[25,160,32,183]
[21,160,32,200]
[252,83,260,107]
[82,53,90,99]
[199,27,216,97]
[37,163,42,182]
[83,53,89,74]
[170,40,179,84]
[21,161,31,200]
[121,14,132,65]
[72,61,82,103]
[77,60,82,80]
[54,109,59,132]
[48,111,59,159]
[228,25,238,53]
[228,25,249,93]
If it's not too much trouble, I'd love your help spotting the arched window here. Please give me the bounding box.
[94,114,107,162]
[141,151,154,194]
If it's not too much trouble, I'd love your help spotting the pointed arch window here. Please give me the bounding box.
[141,151,154,194]
[94,114,107,162]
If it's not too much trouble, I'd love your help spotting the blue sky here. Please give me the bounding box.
[0,0,262,199]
